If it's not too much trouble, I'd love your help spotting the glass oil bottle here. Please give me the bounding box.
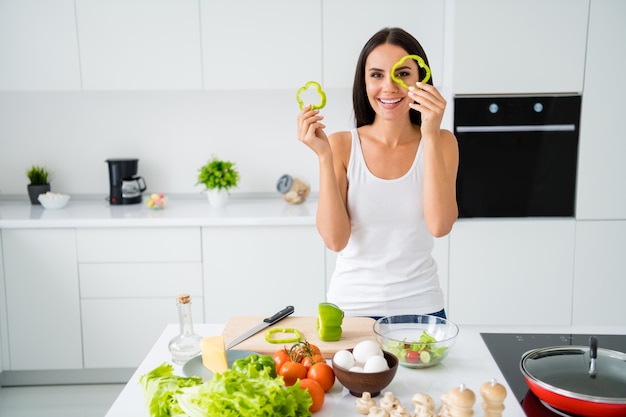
[168,294,202,364]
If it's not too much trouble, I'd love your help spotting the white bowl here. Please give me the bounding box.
[38,192,70,209]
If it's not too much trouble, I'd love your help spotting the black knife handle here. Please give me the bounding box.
[264,305,295,324]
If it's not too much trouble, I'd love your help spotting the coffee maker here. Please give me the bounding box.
[106,158,147,205]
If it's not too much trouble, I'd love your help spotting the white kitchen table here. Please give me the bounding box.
[106,324,626,417]
[105,323,534,417]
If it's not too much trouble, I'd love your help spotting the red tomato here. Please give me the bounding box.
[307,362,335,392]
[302,356,315,370]
[280,361,307,386]
[273,349,291,372]
[299,378,325,412]
[405,350,420,364]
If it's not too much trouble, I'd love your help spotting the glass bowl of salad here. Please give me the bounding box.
[373,315,459,369]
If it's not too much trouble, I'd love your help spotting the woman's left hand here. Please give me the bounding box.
[407,82,447,139]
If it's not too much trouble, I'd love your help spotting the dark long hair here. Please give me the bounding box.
[353,27,433,128]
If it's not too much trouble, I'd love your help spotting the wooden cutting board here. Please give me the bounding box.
[222,316,377,358]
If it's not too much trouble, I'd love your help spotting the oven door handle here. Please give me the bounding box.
[456,124,576,133]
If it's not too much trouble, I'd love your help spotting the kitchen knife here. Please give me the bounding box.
[226,305,295,350]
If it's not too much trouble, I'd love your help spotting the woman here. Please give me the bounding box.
[297,28,458,318]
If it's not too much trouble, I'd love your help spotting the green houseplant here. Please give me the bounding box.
[26,165,51,205]
[197,157,240,207]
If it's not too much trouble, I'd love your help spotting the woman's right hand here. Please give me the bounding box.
[297,105,330,156]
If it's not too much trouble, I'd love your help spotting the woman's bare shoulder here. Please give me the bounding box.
[328,130,352,144]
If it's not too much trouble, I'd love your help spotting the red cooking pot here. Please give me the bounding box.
[520,336,626,417]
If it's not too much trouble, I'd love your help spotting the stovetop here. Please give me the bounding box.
[480,333,626,417]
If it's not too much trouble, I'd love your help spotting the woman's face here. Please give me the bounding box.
[364,43,419,120]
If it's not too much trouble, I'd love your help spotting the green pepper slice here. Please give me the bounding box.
[390,54,431,90]
[265,327,302,344]
[296,81,327,111]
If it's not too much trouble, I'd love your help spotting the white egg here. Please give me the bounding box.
[349,366,364,372]
[333,349,355,369]
[352,340,383,363]
[363,355,389,373]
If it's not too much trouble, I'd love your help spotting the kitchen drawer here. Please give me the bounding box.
[76,227,201,262]
[79,263,202,298]
[81,297,204,368]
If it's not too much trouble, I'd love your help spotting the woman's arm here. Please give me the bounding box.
[297,107,352,251]
[409,83,459,237]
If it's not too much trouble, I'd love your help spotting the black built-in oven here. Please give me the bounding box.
[454,95,582,218]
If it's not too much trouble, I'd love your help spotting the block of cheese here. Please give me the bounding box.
[201,336,228,374]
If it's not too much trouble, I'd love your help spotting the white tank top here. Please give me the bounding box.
[327,129,444,317]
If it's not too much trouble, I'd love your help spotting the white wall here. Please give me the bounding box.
[0,0,448,199]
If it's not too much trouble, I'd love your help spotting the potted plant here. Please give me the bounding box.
[26,165,51,205]
[196,157,240,207]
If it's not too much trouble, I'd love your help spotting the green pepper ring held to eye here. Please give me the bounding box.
[296,81,327,111]
[390,54,431,90]
[265,327,302,344]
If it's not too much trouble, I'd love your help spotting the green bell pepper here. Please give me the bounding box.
[317,302,344,341]
[390,54,431,90]
[231,353,277,378]
[296,81,327,111]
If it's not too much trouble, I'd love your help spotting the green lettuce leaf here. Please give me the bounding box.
[176,370,312,417]
[140,362,312,417]
[139,362,203,417]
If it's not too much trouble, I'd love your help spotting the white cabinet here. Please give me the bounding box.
[448,219,576,325]
[2,229,82,370]
[453,0,589,94]
[200,0,322,90]
[0,0,81,90]
[575,0,626,220]
[0,232,6,373]
[323,0,446,89]
[75,0,202,90]
[572,220,626,325]
[202,226,325,322]
[76,227,203,368]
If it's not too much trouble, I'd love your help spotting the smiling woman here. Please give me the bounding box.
[296,27,458,319]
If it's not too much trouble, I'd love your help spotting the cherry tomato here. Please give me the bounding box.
[290,341,322,362]
[299,378,325,412]
[405,350,420,364]
[280,361,307,386]
[273,349,291,371]
[302,356,315,370]
[312,354,325,365]
[307,362,335,392]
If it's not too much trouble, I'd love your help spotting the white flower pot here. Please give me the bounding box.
[206,188,229,207]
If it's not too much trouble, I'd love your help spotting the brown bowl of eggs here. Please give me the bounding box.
[331,340,399,397]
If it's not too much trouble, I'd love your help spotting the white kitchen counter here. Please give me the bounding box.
[0,195,316,228]
[105,324,625,417]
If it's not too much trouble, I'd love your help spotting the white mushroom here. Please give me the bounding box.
[367,406,390,417]
[355,392,377,415]
[411,393,436,417]
[379,391,401,412]
[389,404,411,417]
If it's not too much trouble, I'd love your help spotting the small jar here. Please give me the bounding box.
[168,294,202,364]
[276,174,310,204]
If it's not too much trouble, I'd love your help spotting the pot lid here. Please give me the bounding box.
[520,338,626,403]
